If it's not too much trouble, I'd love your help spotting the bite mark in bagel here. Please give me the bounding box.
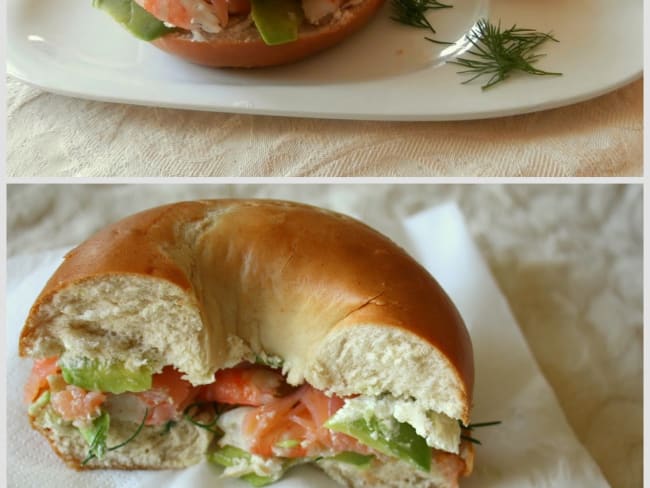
[20,199,475,487]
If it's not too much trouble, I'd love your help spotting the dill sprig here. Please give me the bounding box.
[183,402,222,435]
[466,420,502,429]
[82,408,148,465]
[160,420,177,435]
[459,419,502,445]
[460,434,482,444]
[107,409,148,451]
[391,0,452,34]
[447,19,562,89]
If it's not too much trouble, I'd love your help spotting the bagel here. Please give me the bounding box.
[93,0,385,67]
[19,199,475,487]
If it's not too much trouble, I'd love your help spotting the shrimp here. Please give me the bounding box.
[24,357,60,404]
[50,384,106,421]
[243,384,371,458]
[135,0,237,33]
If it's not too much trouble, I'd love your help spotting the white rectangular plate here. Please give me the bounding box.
[7,0,642,120]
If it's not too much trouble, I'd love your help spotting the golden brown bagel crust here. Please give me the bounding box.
[150,0,385,67]
[20,200,473,421]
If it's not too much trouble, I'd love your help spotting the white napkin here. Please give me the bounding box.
[7,203,609,487]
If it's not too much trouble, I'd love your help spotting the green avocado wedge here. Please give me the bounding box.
[208,446,279,487]
[60,357,153,394]
[325,415,432,472]
[327,451,375,468]
[92,0,177,41]
[251,0,303,45]
[94,0,302,47]
[28,390,51,416]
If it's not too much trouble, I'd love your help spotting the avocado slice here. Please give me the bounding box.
[28,390,51,416]
[327,451,375,468]
[92,0,177,41]
[95,0,302,47]
[208,445,280,487]
[60,357,153,394]
[251,0,303,45]
[325,414,432,472]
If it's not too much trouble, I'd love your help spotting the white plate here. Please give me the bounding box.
[7,0,643,120]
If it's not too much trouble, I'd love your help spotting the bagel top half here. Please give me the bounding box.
[19,199,473,424]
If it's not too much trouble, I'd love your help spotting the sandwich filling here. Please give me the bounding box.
[92,0,363,46]
[25,356,470,485]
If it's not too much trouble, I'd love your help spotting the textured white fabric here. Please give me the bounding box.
[6,184,642,487]
[6,77,643,177]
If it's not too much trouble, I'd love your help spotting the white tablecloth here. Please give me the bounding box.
[6,78,643,177]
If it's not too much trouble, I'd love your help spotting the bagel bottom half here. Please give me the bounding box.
[151,0,385,67]
[27,383,473,487]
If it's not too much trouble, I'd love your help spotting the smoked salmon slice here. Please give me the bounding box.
[198,363,286,407]
[138,366,197,425]
[26,358,369,461]
[243,384,369,458]
[24,356,60,404]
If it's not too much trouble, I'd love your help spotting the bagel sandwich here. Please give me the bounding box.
[92,0,384,67]
[19,199,475,487]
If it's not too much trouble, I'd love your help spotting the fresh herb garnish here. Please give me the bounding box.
[161,420,177,435]
[81,413,110,463]
[389,0,562,89]
[460,434,482,444]
[254,354,284,369]
[107,408,148,451]
[391,0,451,33]
[447,19,562,89]
[459,419,502,445]
[82,408,148,465]
[466,420,502,429]
[183,402,222,435]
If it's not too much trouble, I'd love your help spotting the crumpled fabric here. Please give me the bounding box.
[6,77,642,177]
